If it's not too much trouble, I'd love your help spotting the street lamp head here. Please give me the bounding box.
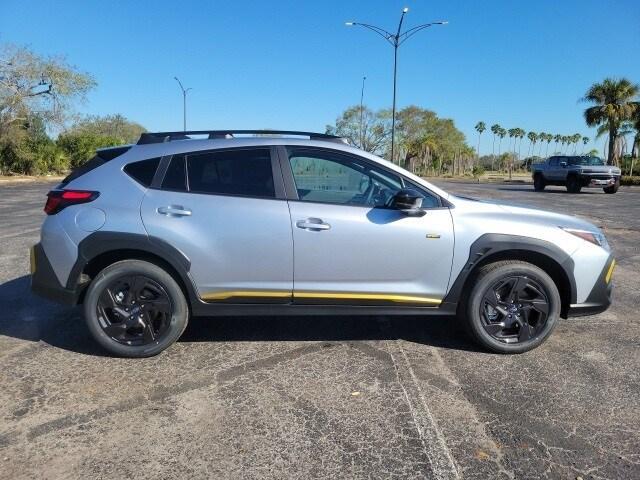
[345,21,355,26]
[439,21,449,25]
[403,7,409,13]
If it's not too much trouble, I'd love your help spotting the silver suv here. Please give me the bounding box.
[31,130,615,357]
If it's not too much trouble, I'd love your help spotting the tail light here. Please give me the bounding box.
[44,190,100,215]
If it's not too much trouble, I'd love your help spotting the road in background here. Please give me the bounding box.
[1,180,638,479]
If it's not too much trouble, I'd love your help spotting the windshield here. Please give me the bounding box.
[568,156,605,166]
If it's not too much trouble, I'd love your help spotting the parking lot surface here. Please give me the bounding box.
[1,180,638,479]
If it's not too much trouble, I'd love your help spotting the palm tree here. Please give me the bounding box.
[517,128,526,161]
[544,133,553,157]
[583,78,640,165]
[572,133,582,154]
[554,134,562,154]
[527,131,538,157]
[497,127,506,161]
[537,132,547,157]
[582,136,589,154]
[560,135,567,153]
[475,121,486,162]
[490,124,500,158]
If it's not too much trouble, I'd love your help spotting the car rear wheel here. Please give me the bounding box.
[462,260,561,354]
[603,179,620,194]
[533,174,546,191]
[83,260,189,357]
[566,176,582,193]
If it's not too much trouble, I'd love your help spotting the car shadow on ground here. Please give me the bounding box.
[497,186,602,194]
[0,275,481,356]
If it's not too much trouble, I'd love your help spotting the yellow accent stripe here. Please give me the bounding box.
[201,290,442,304]
[293,292,442,304]
[30,246,36,275]
[202,290,292,301]
[605,259,616,284]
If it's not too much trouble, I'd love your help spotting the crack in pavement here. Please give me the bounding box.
[18,343,333,442]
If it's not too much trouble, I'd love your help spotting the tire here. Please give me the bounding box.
[566,175,582,193]
[461,260,561,354]
[533,174,546,191]
[603,179,620,194]
[83,260,189,357]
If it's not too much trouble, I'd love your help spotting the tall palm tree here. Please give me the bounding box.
[497,127,506,160]
[572,133,582,154]
[583,78,640,165]
[527,131,538,158]
[537,132,546,157]
[554,134,562,154]
[517,128,526,161]
[490,123,500,158]
[475,121,486,162]
[582,136,589,154]
[544,133,553,157]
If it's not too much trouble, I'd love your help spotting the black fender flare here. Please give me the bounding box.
[442,233,577,312]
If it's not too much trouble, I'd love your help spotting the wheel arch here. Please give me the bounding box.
[444,234,576,318]
[68,232,199,306]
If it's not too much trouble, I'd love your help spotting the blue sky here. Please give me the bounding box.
[2,0,639,154]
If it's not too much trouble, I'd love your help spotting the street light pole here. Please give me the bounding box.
[174,76,192,132]
[360,75,366,148]
[346,8,447,163]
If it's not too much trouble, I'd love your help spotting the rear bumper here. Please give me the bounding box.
[30,243,80,305]
[567,256,615,317]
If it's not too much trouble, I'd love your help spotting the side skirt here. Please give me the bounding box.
[190,301,458,317]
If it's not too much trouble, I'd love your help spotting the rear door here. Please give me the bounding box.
[281,146,454,306]
[141,147,293,303]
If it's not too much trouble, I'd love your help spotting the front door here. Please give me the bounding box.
[141,147,293,303]
[283,147,454,306]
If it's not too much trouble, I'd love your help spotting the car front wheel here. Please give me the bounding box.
[566,176,582,193]
[463,260,561,354]
[83,260,189,357]
[603,179,620,194]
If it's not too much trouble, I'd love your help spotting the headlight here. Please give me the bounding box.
[561,227,610,251]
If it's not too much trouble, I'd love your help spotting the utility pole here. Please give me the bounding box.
[174,76,192,132]
[359,76,366,148]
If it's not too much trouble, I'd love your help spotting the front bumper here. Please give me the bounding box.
[30,243,80,305]
[568,256,615,317]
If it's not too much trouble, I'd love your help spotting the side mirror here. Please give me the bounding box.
[560,161,568,168]
[389,188,426,217]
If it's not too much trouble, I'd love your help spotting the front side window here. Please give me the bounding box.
[287,149,404,207]
[186,148,275,198]
[549,158,559,166]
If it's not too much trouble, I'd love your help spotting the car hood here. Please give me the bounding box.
[450,195,601,232]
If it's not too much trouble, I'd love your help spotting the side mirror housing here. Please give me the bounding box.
[560,161,568,168]
[389,188,426,217]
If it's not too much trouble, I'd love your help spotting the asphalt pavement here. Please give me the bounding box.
[0,180,638,479]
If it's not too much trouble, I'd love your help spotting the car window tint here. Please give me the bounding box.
[123,157,160,187]
[549,158,558,166]
[162,155,187,191]
[186,149,274,198]
[288,149,402,207]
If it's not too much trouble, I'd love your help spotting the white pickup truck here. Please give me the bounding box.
[531,155,621,194]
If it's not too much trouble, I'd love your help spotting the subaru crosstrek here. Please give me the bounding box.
[31,130,615,357]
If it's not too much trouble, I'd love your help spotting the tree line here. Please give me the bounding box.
[474,77,640,173]
[0,43,145,175]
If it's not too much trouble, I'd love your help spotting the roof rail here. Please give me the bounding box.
[137,130,346,145]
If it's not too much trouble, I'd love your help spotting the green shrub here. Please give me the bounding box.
[621,176,640,186]
[472,165,485,177]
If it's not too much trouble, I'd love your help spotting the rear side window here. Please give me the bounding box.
[549,158,558,166]
[186,149,274,198]
[162,155,187,191]
[124,158,160,187]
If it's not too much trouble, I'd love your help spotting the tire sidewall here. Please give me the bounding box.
[467,263,561,354]
[84,260,189,357]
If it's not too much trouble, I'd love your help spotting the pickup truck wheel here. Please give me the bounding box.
[566,175,582,193]
[462,260,560,354]
[603,179,620,194]
[533,174,546,191]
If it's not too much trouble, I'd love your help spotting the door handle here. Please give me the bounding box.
[157,205,192,217]
[296,218,331,231]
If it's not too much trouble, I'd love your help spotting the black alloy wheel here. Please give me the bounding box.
[480,275,549,344]
[96,275,173,346]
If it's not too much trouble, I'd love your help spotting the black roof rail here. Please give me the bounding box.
[136,130,346,145]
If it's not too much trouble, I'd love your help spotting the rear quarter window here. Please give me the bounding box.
[124,158,161,187]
